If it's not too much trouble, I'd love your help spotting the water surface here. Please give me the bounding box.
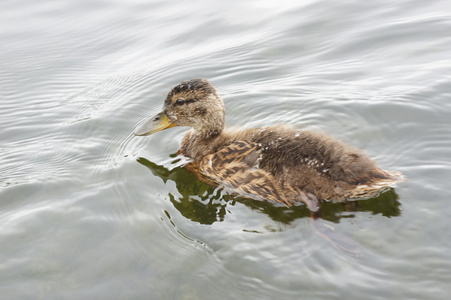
[1,0,451,299]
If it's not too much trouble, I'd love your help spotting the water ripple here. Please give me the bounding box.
[1,0,451,298]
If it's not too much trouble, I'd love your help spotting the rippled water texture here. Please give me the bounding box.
[1,0,451,299]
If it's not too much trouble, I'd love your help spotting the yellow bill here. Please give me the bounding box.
[134,112,176,136]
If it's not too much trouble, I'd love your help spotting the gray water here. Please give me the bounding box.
[1,0,451,299]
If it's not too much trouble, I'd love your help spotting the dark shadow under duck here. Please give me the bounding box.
[137,155,401,257]
[137,156,401,225]
[134,79,404,215]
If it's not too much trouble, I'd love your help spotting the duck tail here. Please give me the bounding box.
[348,170,405,200]
[383,170,405,184]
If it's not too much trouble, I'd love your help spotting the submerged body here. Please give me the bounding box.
[135,79,403,209]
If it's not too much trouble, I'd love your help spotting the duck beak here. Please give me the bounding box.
[134,111,176,136]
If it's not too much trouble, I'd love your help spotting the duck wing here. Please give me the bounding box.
[199,141,292,206]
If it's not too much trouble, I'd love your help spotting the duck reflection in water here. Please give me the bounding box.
[137,155,401,257]
[135,79,404,256]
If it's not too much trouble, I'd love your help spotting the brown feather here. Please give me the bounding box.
[145,79,404,207]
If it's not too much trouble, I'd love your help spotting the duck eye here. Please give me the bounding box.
[175,99,185,106]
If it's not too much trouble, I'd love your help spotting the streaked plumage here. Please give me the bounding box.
[135,79,403,211]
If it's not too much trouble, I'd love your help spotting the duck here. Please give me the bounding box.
[134,79,403,212]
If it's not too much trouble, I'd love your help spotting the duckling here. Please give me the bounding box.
[135,79,403,211]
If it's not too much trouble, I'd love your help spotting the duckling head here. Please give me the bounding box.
[134,79,225,138]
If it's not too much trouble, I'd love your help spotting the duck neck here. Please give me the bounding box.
[192,127,223,139]
[182,126,223,160]
[192,118,224,139]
